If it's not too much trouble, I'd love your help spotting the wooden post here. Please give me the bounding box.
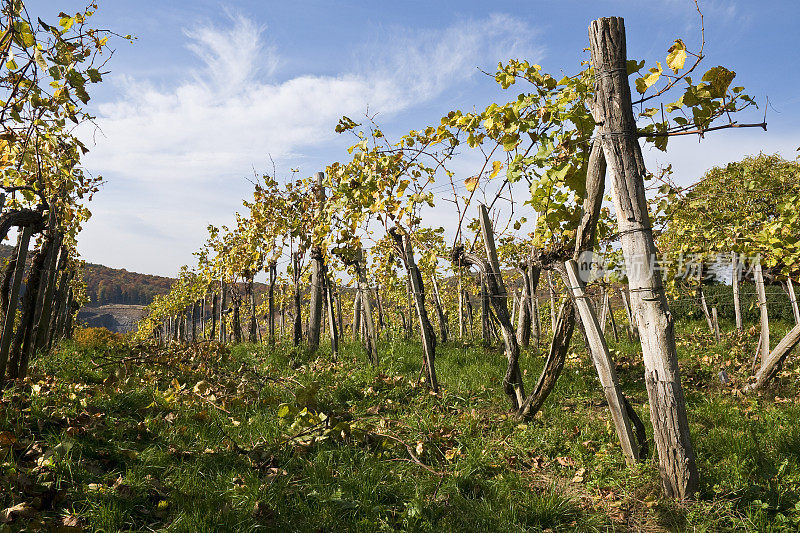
[33,234,64,353]
[458,274,464,339]
[607,296,620,342]
[352,290,361,342]
[516,265,532,348]
[210,292,218,340]
[590,16,697,499]
[511,291,518,324]
[308,171,326,353]
[431,271,448,344]
[750,323,800,390]
[600,289,609,334]
[711,307,720,343]
[480,273,490,342]
[753,259,769,368]
[566,260,639,464]
[220,277,227,344]
[786,278,800,325]
[405,274,414,337]
[324,270,339,359]
[618,288,637,339]
[547,272,557,336]
[335,289,343,341]
[292,252,303,346]
[529,259,541,352]
[732,252,743,331]
[0,226,32,387]
[391,229,438,391]
[354,255,378,365]
[698,266,714,333]
[479,204,524,407]
[464,289,474,340]
[267,262,276,346]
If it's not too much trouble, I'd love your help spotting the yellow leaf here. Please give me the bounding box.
[464,175,479,192]
[192,380,210,395]
[490,160,503,179]
[635,62,662,94]
[666,39,687,73]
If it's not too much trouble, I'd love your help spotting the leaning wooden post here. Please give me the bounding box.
[753,258,769,368]
[732,252,743,331]
[431,271,448,344]
[479,204,525,407]
[600,289,609,334]
[750,323,800,390]
[565,260,639,464]
[607,291,620,342]
[590,16,698,499]
[786,277,800,325]
[697,265,714,334]
[0,226,32,387]
[390,229,438,391]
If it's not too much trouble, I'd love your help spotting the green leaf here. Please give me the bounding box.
[702,66,736,98]
[626,59,645,75]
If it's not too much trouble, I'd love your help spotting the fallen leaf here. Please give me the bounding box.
[0,431,16,448]
[556,456,576,467]
[1,502,36,523]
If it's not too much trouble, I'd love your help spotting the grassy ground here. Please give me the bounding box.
[2,319,800,532]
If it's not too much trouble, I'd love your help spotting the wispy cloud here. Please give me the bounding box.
[77,11,544,274]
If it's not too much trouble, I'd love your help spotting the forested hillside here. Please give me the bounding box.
[0,244,173,306]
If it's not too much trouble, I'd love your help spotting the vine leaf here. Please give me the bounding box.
[666,39,687,73]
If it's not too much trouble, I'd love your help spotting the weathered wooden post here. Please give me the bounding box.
[785,278,800,325]
[732,252,743,331]
[565,260,640,464]
[308,171,326,353]
[590,16,697,498]
[390,228,438,391]
[711,307,721,343]
[753,259,769,368]
[353,250,378,366]
[0,226,32,387]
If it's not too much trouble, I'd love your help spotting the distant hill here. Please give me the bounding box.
[82,262,173,305]
[0,244,173,306]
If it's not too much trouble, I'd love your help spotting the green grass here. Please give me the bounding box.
[1,318,800,531]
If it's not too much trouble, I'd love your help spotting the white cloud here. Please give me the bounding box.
[76,11,544,275]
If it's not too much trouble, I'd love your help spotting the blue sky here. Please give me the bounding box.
[39,1,800,276]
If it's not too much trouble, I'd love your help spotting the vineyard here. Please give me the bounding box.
[2,2,800,532]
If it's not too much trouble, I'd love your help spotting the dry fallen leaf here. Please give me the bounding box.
[556,456,576,467]
[1,502,36,523]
